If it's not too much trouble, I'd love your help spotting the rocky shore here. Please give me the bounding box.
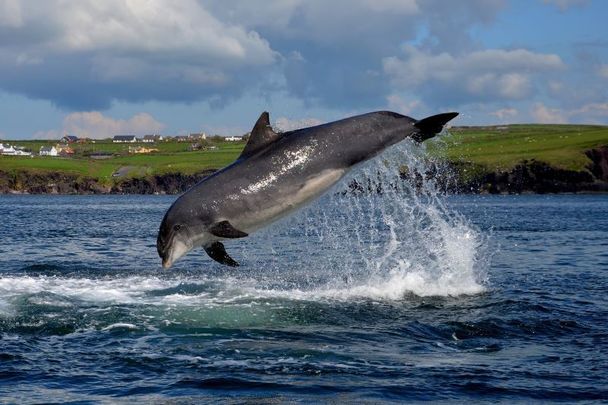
[1,147,607,195]
[459,146,608,194]
[345,146,608,195]
[0,170,216,195]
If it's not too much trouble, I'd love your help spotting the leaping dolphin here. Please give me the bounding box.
[157,110,458,268]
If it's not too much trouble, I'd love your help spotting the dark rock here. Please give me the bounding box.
[586,146,608,182]
[456,156,608,194]
[2,149,608,195]
[0,170,216,195]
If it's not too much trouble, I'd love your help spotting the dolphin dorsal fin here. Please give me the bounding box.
[239,111,281,159]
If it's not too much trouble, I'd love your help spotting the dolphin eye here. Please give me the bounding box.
[173,224,182,232]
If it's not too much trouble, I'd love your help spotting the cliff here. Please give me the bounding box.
[0,170,216,195]
[463,146,608,194]
[346,146,608,195]
[1,147,607,195]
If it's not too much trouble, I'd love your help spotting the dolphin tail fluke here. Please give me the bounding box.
[204,241,239,267]
[413,112,459,142]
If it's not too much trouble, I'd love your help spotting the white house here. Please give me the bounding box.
[1,143,32,156]
[39,146,58,156]
[14,146,32,156]
[113,135,137,143]
[225,136,243,142]
[0,143,15,155]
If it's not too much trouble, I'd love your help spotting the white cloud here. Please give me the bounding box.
[531,102,608,124]
[89,56,230,86]
[386,94,423,115]
[383,46,565,103]
[490,107,518,120]
[15,53,42,66]
[532,103,567,123]
[0,0,523,116]
[202,125,249,137]
[547,80,565,95]
[0,0,278,109]
[13,0,275,66]
[541,0,589,11]
[204,0,420,44]
[384,47,564,85]
[359,0,419,14]
[0,0,22,27]
[572,103,608,120]
[0,0,603,130]
[35,111,166,139]
[274,116,323,132]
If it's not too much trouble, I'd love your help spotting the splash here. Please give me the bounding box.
[242,137,489,299]
[0,136,488,317]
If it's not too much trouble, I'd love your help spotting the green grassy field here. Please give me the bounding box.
[0,140,245,181]
[2,124,607,182]
[429,124,608,172]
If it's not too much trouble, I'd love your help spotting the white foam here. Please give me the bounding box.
[237,139,489,301]
[0,267,480,316]
[0,275,173,309]
[0,139,488,312]
[102,323,138,331]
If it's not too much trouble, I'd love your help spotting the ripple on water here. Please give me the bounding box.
[1,146,607,401]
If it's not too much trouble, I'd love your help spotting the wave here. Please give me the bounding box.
[0,140,490,338]
[0,272,481,314]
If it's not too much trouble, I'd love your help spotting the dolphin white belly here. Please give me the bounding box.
[234,168,346,233]
[157,110,458,267]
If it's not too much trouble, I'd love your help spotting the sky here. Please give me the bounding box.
[0,0,606,139]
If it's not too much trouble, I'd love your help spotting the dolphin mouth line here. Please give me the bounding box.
[158,243,172,269]
[160,238,195,269]
[157,230,180,269]
[156,110,458,267]
[161,247,178,269]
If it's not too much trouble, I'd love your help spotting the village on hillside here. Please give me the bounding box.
[0,131,246,158]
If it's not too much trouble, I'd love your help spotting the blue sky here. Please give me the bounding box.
[0,0,606,139]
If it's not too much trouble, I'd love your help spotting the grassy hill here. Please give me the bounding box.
[0,140,245,183]
[429,124,608,172]
[1,124,607,193]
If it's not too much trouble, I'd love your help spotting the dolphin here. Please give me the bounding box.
[157,110,458,268]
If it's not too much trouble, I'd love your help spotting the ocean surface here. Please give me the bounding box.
[1,152,607,402]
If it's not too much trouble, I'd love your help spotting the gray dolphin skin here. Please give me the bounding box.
[157,110,458,268]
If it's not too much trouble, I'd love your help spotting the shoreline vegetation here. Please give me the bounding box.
[1,124,607,195]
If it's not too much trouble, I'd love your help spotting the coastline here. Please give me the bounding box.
[1,146,606,196]
[0,169,217,195]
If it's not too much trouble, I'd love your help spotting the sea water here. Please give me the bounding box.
[0,143,607,402]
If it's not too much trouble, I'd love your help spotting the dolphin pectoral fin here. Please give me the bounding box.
[204,241,239,267]
[413,112,459,142]
[209,220,249,238]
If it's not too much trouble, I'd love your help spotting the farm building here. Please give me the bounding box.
[39,146,58,156]
[62,135,79,143]
[113,135,137,143]
[142,135,161,143]
[1,144,32,156]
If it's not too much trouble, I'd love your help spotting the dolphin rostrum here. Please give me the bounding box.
[157,110,458,268]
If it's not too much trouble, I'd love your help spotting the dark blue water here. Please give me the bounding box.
[1,190,607,402]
